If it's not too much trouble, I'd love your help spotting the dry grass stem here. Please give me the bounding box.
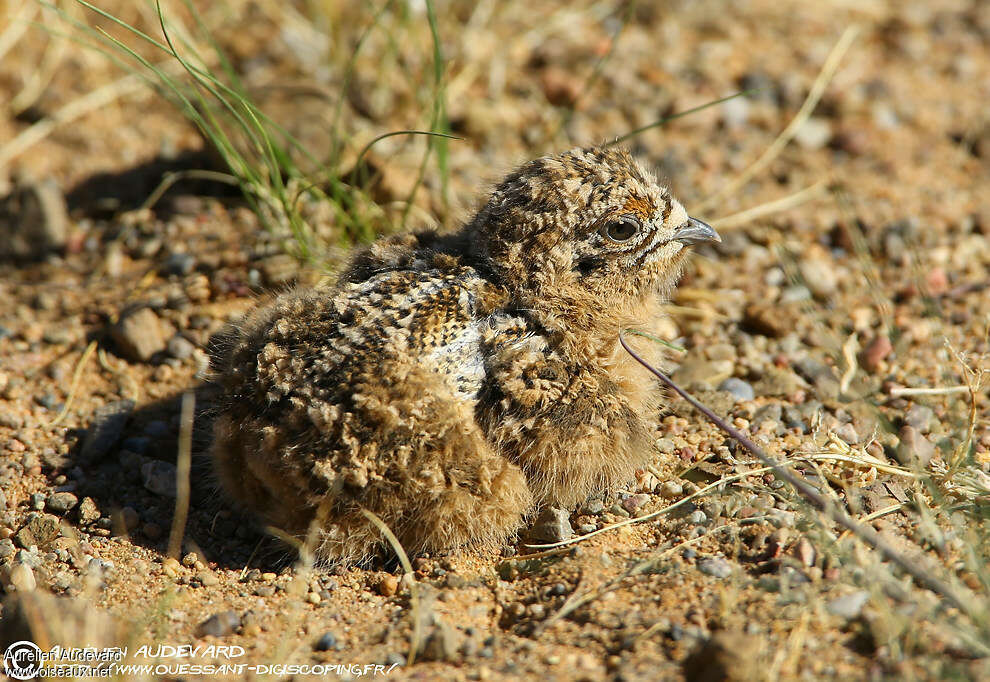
[711,181,828,230]
[48,339,98,427]
[167,391,195,559]
[618,332,984,625]
[694,25,859,214]
[360,508,423,665]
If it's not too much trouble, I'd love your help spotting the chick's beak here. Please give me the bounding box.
[674,217,721,245]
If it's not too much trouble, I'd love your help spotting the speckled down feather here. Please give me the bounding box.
[209,145,718,564]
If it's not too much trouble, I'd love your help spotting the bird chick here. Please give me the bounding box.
[209,146,720,564]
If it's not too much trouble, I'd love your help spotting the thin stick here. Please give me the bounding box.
[140,169,241,211]
[888,385,971,398]
[48,340,98,427]
[609,91,756,147]
[167,391,195,559]
[524,464,779,550]
[361,509,423,665]
[711,181,827,230]
[693,25,859,214]
[618,332,981,622]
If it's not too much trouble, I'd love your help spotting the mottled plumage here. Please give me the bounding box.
[209,146,719,563]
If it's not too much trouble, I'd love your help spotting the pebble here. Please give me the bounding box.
[17,513,61,549]
[672,357,733,390]
[0,538,15,561]
[30,492,46,510]
[833,421,859,444]
[167,334,196,360]
[793,116,832,150]
[4,563,37,591]
[161,557,182,578]
[741,303,787,338]
[163,252,196,276]
[195,610,241,637]
[896,425,936,466]
[377,573,399,597]
[110,307,168,362]
[660,480,683,499]
[904,404,935,433]
[780,285,812,302]
[46,491,78,514]
[384,652,406,667]
[120,507,140,531]
[608,503,630,518]
[682,631,763,682]
[314,632,338,651]
[717,377,754,402]
[793,358,840,400]
[78,497,101,524]
[798,257,839,298]
[419,622,461,663]
[688,511,708,525]
[781,405,808,433]
[79,400,135,464]
[530,507,573,543]
[0,177,69,259]
[621,494,650,514]
[862,335,893,373]
[826,590,869,619]
[580,499,605,515]
[697,557,733,579]
[197,570,220,587]
[792,537,816,567]
[142,460,177,497]
[259,254,299,285]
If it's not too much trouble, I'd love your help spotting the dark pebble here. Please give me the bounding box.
[195,610,241,638]
[163,252,196,276]
[314,632,337,651]
[717,377,754,402]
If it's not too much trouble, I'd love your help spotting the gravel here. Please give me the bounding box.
[0,177,69,260]
[718,377,755,402]
[110,307,169,362]
[697,557,733,579]
[46,491,78,514]
[141,460,178,497]
[195,610,241,637]
[904,404,935,433]
[659,480,683,499]
[826,591,870,619]
[314,632,338,651]
[529,507,573,543]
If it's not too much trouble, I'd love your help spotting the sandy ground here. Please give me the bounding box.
[1,1,989,680]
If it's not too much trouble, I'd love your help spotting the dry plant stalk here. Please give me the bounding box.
[167,391,195,558]
[617,332,984,625]
[693,25,860,215]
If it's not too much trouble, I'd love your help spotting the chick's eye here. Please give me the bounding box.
[603,216,640,243]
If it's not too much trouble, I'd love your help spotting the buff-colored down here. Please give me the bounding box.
[209,146,720,564]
